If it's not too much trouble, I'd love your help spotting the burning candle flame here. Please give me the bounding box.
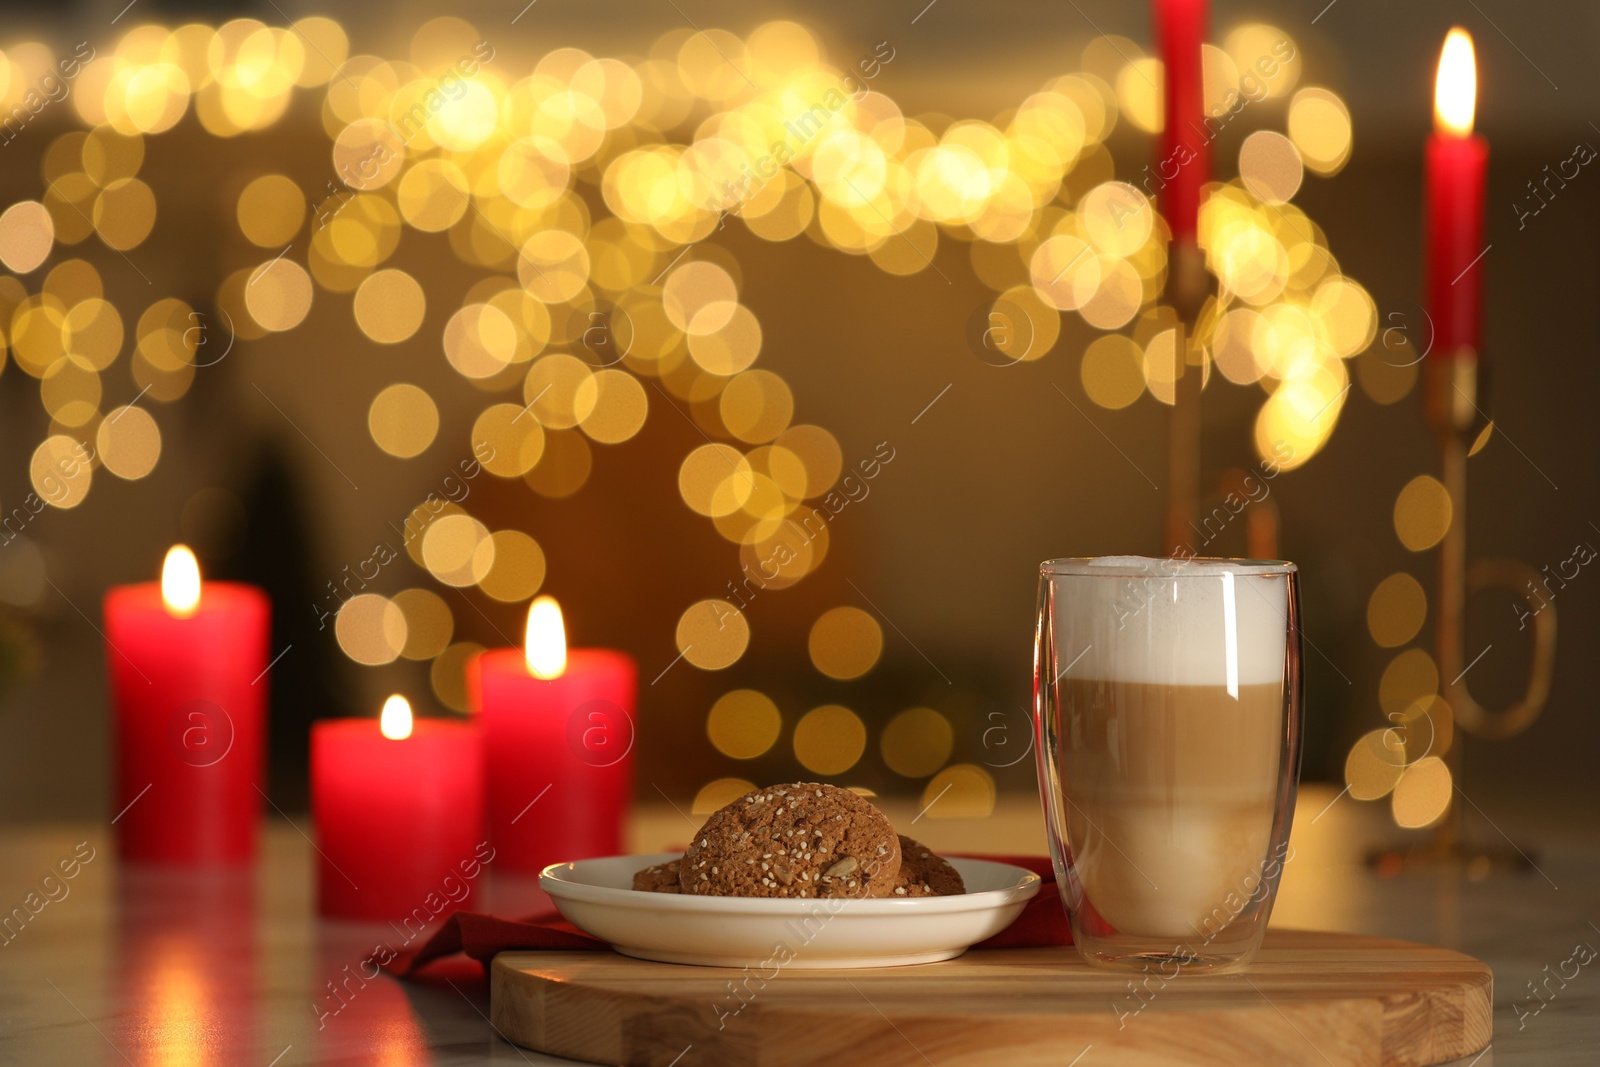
[380,694,414,740]
[524,596,567,679]
[1434,28,1476,137]
[161,545,201,618]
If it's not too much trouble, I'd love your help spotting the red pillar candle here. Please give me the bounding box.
[104,545,269,866]
[471,596,636,873]
[311,696,486,921]
[1156,0,1209,241]
[1426,28,1488,356]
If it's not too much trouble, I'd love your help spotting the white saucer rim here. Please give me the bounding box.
[540,852,1042,915]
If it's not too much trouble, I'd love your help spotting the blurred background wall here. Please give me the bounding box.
[0,0,1594,826]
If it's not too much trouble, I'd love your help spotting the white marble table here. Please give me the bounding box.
[0,786,1594,1065]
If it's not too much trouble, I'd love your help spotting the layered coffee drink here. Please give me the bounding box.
[1037,556,1300,967]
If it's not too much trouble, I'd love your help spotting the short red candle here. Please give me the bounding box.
[311,706,486,922]
[104,549,269,866]
[1156,0,1209,242]
[471,598,636,873]
[1426,29,1487,356]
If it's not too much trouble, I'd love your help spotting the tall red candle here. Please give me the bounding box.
[312,696,487,921]
[471,596,636,873]
[1426,27,1487,356]
[1156,0,1209,241]
[104,546,269,866]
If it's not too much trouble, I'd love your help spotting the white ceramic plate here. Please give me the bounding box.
[540,852,1040,968]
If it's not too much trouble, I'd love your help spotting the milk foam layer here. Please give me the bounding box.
[1049,556,1291,688]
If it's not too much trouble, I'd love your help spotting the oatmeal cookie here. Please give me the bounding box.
[681,783,901,899]
[631,858,680,893]
[891,835,965,896]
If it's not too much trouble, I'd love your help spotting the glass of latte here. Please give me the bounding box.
[1034,556,1303,972]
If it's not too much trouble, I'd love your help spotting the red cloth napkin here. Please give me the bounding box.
[387,854,1069,978]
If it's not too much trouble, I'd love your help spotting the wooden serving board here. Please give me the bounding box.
[490,930,1491,1067]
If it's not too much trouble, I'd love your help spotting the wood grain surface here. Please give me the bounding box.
[490,929,1491,1067]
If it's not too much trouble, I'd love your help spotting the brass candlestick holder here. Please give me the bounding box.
[1392,352,1558,866]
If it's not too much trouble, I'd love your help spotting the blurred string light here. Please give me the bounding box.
[0,17,1383,804]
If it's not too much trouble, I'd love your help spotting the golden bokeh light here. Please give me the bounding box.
[1223,25,1301,100]
[64,297,124,371]
[0,201,54,273]
[96,405,162,479]
[518,230,591,303]
[1238,130,1303,204]
[473,402,546,476]
[1344,727,1407,801]
[368,383,440,458]
[477,529,547,602]
[706,689,783,759]
[244,257,313,331]
[1288,87,1353,176]
[919,764,996,819]
[82,128,145,187]
[806,606,883,680]
[0,18,1384,740]
[792,704,866,776]
[47,260,105,305]
[431,640,485,713]
[693,777,758,814]
[93,178,157,250]
[575,368,648,444]
[775,425,841,496]
[1030,234,1098,313]
[1115,57,1162,134]
[1311,277,1377,357]
[678,443,753,517]
[663,261,738,335]
[880,707,954,778]
[421,512,494,587]
[393,587,454,661]
[236,174,305,247]
[720,369,793,444]
[1356,345,1418,405]
[1379,648,1438,720]
[1201,44,1241,117]
[40,356,100,427]
[687,303,762,375]
[1391,756,1453,829]
[1081,335,1146,409]
[353,269,426,343]
[1212,307,1265,385]
[676,599,749,670]
[444,303,519,379]
[1410,694,1454,762]
[522,353,597,428]
[1366,572,1427,648]
[398,158,471,231]
[334,592,408,666]
[30,434,93,508]
[1077,259,1142,331]
[1080,181,1152,256]
[292,16,349,87]
[1393,474,1453,551]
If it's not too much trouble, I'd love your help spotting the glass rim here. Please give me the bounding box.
[1039,556,1297,578]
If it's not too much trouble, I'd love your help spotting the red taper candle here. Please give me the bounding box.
[312,696,486,921]
[471,596,636,873]
[1426,28,1488,356]
[104,546,269,865]
[1156,0,1209,241]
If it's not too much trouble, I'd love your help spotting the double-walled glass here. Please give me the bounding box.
[1034,557,1303,973]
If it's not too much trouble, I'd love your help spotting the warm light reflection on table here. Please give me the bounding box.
[0,788,1594,1065]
